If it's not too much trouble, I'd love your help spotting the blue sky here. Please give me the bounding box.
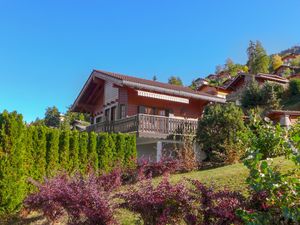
[0,0,299,122]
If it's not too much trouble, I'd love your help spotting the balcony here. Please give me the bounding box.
[86,114,198,138]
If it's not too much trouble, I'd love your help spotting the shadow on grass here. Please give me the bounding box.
[1,214,49,225]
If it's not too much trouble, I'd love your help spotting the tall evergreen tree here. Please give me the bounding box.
[88,132,98,171]
[79,132,89,172]
[44,106,61,128]
[69,130,79,172]
[0,111,27,214]
[247,41,270,74]
[32,126,47,180]
[46,128,60,176]
[59,130,70,171]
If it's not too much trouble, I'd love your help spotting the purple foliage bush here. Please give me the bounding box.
[138,157,181,178]
[24,173,117,225]
[118,175,193,225]
[187,180,246,225]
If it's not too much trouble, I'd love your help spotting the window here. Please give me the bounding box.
[119,104,126,119]
[95,116,102,123]
[138,106,154,115]
[105,109,110,121]
[111,106,116,121]
[157,109,166,116]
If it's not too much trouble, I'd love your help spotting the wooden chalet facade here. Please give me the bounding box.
[72,70,225,161]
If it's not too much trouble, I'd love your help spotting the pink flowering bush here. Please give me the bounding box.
[118,175,193,225]
[24,173,117,225]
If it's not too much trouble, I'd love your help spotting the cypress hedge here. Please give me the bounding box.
[0,111,137,215]
[69,130,79,172]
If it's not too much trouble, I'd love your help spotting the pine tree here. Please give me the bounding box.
[247,41,270,74]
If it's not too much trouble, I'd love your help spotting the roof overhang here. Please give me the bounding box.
[72,70,226,112]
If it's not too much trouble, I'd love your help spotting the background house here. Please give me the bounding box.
[72,70,225,162]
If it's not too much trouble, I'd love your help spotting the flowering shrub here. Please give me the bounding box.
[187,180,246,225]
[118,175,193,225]
[24,173,117,225]
[237,150,300,224]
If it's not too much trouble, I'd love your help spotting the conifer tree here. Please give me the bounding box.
[88,132,98,171]
[46,128,59,176]
[115,134,126,166]
[32,126,47,180]
[69,130,79,172]
[97,133,113,172]
[0,111,26,214]
[247,40,270,74]
[59,130,70,171]
[79,132,88,172]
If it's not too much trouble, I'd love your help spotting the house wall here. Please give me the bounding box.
[126,88,206,119]
[104,80,119,105]
[137,143,157,162]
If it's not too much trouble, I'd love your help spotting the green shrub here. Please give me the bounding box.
[0,111,26,214]
[59,130,70,171]
[32,126,47,180]
[97,133,113,172]
[46,128,59,176]
[115,134,126,166]
[196,103,247,163]
[79,132,88,172]
[247,111,289,159]
[289,79,300,96]
[69,130,79,172]
[88,132,98,171]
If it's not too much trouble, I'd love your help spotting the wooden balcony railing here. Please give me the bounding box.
[86,114,198,138]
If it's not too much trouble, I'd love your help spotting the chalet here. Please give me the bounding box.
[224,73,289,105]
[273,65,300,77]
[282,53,300,66]
[267,110,300,128]
[197,80,230,99]
[72,70,225,161]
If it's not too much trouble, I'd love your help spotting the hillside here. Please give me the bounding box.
[279,45,300,56]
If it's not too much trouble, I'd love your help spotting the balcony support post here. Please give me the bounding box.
[156,141,162,162]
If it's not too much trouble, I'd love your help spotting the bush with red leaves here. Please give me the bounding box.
[187,180,246,225]
[24,173,117,225]
[118,175,193,225]
[138,157,181,178]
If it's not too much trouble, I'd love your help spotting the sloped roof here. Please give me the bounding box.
[94,69,210,96]
[224,73,289,90]
[72,70,226,112]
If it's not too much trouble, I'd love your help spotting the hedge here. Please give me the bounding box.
[0,111,137,215]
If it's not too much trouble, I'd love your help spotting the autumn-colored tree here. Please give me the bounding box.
[168,76,183,86]
[271,54,283,71]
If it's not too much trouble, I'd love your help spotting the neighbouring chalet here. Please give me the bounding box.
[72,70,225,161]
[224,73,289,105]
[267,110,300,128]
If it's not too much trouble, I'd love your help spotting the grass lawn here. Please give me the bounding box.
[4,156,298,225]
